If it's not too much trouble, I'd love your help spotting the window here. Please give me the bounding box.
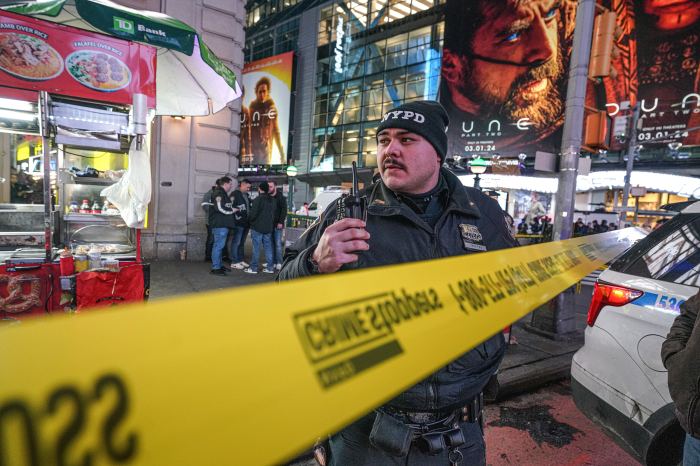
[311,4,443,171]
[626,218,700,286]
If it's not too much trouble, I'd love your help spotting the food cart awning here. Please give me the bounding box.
[2,0,242,116]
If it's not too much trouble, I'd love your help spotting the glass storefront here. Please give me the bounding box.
[312,1,443,171]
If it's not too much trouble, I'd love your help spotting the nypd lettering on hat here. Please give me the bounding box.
[381,110,425,124]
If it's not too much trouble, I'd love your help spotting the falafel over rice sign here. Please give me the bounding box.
[0,10,155,106]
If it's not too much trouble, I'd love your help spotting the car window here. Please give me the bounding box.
[308,202,317,210]
[625,218,700,286]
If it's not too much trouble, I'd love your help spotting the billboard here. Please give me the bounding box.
[0,10,156,108]
[439,0,699,159]
[240,51,294,166]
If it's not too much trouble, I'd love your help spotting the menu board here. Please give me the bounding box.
[0,10,156,107]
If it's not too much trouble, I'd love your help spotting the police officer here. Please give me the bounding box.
[279,101,516,465]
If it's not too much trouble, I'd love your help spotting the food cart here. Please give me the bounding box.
[0,1,241,320]
[0,9,157,319]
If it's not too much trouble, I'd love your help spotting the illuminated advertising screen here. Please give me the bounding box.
[241,51,294,166]
[440,0,699,158]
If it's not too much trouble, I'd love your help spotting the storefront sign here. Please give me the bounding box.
[0,10,156,107]
[440,0,699,158]
[241,51,294,166]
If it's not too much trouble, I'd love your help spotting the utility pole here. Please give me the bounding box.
[530,0,596,338]
[618,105,641,226]
[552,0,597,242]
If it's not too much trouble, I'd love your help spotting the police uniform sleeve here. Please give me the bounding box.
[277,205,337,281]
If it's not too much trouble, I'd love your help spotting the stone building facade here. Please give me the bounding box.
[117,0,246,260]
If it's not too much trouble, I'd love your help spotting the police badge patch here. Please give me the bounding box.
[459,224,487,251]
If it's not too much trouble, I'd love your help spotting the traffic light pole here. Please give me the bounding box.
[530,0,596,338]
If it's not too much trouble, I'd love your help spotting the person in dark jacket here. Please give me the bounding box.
[662,291,700,464]
[230,179,252,269]
[279,100,515,465]
[268,180,287,271]
[245,182,276,274]
[202,185,216,262]
[209,176,238,276]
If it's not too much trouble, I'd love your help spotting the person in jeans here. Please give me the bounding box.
[230,179,252,269]
[245,181,276,274]
[662,291,700,465]
[201,184,216,261]
[209,176,238,276]
[268,180,287,271]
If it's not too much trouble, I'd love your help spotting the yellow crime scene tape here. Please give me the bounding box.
[0,229,644,465]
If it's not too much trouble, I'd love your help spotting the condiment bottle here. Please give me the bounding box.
[79,199,90,213]
[88,244,102,270]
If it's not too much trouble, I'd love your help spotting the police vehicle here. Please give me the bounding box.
[572,201,700,466]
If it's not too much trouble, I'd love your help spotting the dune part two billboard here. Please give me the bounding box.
[439,0,699,158]
[241,51,294,166]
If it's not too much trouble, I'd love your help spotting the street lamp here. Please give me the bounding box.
[286,165,298,212]
[468,156,488,190]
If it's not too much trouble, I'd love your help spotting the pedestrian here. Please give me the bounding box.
[296,202,310,216]
[599,219,609,233]
[230,179,252,270]
[201,183,216,262]
[661,291,700,465]
[245,181,276,274]
[279,100,516,465]
[573,218,584,236]
[268,180,287,271]
[209,176,238,276]
[591,219,601,234]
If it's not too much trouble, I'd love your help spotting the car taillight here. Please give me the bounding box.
[587,281,644,327]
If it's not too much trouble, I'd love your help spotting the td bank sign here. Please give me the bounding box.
[113,17,167,37]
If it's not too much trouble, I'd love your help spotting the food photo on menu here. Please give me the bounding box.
[66,49,131,91]
[0,31,63,80]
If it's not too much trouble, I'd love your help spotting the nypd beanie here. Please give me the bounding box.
[376,100,450,163]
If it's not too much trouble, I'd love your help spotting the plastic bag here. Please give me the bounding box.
[101,138,151,228]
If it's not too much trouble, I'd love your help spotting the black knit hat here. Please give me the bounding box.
[376,101,450,163]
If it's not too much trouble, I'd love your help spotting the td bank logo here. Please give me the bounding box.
[113,17,134,34]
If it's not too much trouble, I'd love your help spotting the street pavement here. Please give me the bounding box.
[286,381,638,466]
[485,380,638,465]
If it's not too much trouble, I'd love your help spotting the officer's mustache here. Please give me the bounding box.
[382,157,405,170]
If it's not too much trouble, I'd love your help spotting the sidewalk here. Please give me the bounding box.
[148,259,277,299]
[488,285,592,401]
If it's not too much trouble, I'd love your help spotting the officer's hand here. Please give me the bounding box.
[312,218,370,273]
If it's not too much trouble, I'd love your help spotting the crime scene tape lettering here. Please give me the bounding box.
[294,287,443,388]
[0,373,136,466]
[0,229,645,465]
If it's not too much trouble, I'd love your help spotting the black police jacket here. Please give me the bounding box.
[209,187,236,229]
[278,168,516,412]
